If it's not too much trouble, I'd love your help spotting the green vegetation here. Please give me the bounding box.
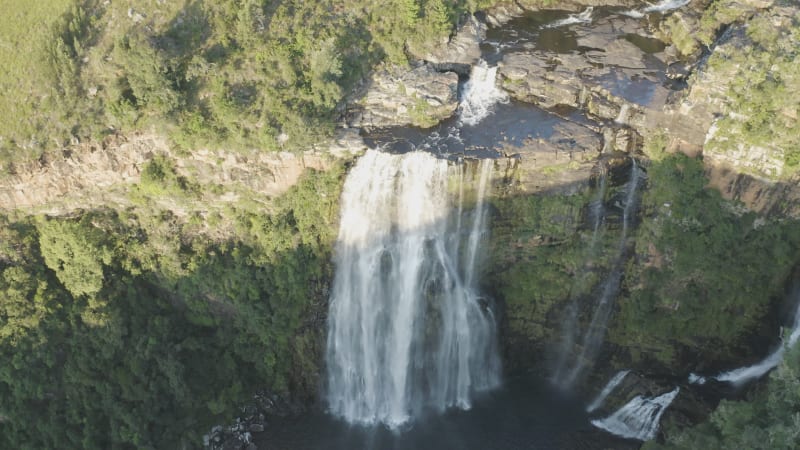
[646,344,800,450]
[704,11,800,175]
[488,182,620,363]
[0,0,498,172]
[611,154,800,367]
[659,0,767,57]
[0,0,74,165]
[0,165,345,449]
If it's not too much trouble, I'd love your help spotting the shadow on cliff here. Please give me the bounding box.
[486,152,800,392]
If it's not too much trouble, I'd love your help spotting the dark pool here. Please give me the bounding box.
[255,377,639,450]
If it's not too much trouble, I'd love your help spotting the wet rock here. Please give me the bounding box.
[498,15,672,132]
[497,121,603,195]
[348,64,459,129]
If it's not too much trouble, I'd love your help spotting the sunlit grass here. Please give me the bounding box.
[0,0,72,162]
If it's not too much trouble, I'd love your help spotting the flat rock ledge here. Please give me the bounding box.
[347,63,459,129]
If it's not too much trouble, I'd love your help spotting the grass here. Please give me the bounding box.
[0,0,73,165]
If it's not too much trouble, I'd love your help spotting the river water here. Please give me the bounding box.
[256,377,638,450]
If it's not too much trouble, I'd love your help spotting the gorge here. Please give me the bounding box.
[1,1,799,449]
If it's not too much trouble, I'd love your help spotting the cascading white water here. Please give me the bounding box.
[552,166,609,382]
[689,289,800,386]
[615,104,631,125]
[622,0,690,18]
[557,159,641,387]
[643,0,691,13]
[591,387,679,441]
[589,165,609,247]
[325,149,500,428]
[586,370,630,413]
[459,61,509,126]
[544,7,594,29]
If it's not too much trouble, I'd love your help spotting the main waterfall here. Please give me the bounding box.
[325,149,500,428]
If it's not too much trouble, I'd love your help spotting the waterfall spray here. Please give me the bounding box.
[325,150,500,427]
[556,159,641,388]
[592,387,679,441]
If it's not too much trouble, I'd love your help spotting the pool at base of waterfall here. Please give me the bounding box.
[254,377,639,450]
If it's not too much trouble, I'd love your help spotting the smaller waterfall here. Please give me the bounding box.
[544,7,594,29]
[713,350,786,386]
[615,104,631,125]
[643,0,691,13]
[559,159,641,387]
[552,167,610,381]
[690,289,800,387]
[591,388,679,441]
[459,61,509,126]
[589,165,608,248]
[586,370,630,413]
[622,0,690,18]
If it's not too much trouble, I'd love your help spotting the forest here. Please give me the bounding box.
[1,0,799,448]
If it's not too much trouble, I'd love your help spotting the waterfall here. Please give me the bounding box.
[586,370,630,413]
[589,165,609,248]
[690,288,800,387]
[591,387,679,441]
[557,159,641,387]
[622,0,690,18]
[544,7,594,29]
[552,166,609,382]
[459,61,509,126]
[643,0,691,13]
[325,149,500,428]
[615,104,631,125]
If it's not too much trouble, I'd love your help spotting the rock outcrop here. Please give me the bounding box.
[496,120,604,195]
[347,64,459,129]
[497,14,673,132]
[423,15,486,74]
[0,129,366,214]
[662,5,800,217]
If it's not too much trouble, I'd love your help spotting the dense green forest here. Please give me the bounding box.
[0,165,344,448]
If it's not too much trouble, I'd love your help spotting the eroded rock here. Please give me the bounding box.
[496,120,603,195]
[497,15,672,132]
[0,130,366,214]
[348,64,459,129]
[424,15,486,74]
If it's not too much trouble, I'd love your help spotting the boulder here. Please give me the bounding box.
[496,120,603,195]
[424,15,486,74]
[348,64,459,129]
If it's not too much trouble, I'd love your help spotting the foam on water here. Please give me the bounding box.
[592,388,679,441]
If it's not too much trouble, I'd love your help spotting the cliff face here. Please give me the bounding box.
[0,129,365,215]
[669,5,800,217]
